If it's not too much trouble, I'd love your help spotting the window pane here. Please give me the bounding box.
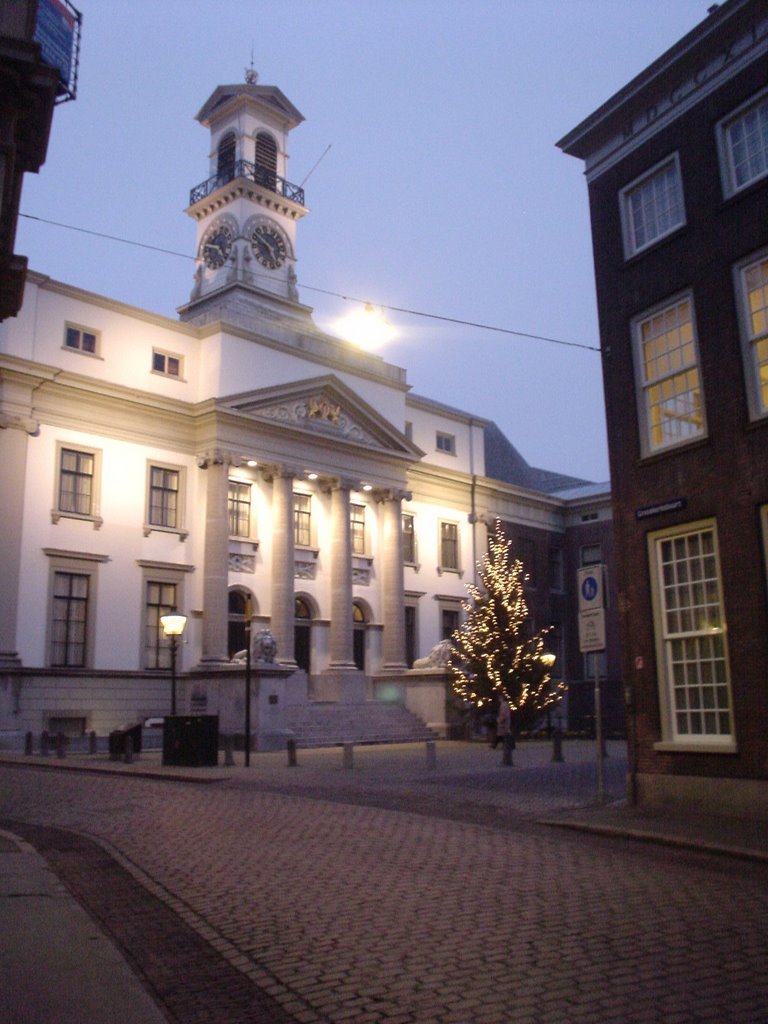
[59,449,94,514]
[656,528,731,739]
[626,159,684,252]
[149,467,179,527]
[727,96,768,190]
[402,514,415,563]
[294,493,311,547]
[51,572,89,667]
[145,580,177,669]
[228,481,251,537]
[350,504,365,555]
[440,522,458,569]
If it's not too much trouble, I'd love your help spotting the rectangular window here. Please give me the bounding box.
[441,607,460,640]
[581,543,602,567]
[228,480,252,538]
[439,521,459,571]
[649,523,733,745]
[64,324,98,355]
[621,155,685,257]
[50,571,89,667]
[718,89,768,196]
[350,503,366,555]
[148,466,180,528]
[736,252,768,419]
[436,431,456,454]
[59,448,94,515]
[518,537,537,587]
[634,295,705,454]
[145,580,177,669]
[152,349,182,378]
[402,513,416,564]
[549,547,564,591]
[294,493,311,547]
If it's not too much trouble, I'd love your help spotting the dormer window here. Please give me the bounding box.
[217,132,236,183]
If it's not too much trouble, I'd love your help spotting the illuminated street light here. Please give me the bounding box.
[160,612,187,716]
[336,303,396,350]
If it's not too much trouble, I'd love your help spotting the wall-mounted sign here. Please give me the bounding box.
[34,0,82,102]
[635,498,686,520]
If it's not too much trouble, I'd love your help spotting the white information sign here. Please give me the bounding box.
[578,608,606,653]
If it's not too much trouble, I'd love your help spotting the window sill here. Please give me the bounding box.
[404,560,421,573]
[143,524,189,540]
[229,538,259,551]
[51,510,103,530]
[61,346,103,360]
[437,566,464,578]
[653,740,738,755]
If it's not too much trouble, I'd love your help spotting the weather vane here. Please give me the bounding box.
[245,46,258,85]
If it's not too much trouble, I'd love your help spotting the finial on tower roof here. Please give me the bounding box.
[245,47,258,85]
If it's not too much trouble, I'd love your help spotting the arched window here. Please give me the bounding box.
[227,588,253,659]
[217,132,236,183]
[255,132,277,191]
[294,596,312,673]
[353,601,368,672]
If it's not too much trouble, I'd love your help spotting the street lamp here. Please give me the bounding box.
[160,612,187,716]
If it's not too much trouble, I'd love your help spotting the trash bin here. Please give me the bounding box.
[162,715,219,767]
[108,722,143,758]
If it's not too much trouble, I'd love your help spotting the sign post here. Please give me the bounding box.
[578,565,606,805]
[244,596,252,767]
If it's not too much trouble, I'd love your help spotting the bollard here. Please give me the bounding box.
[502,733,514,767]
[25,731,33,756]
[552,729,564,763]
[287,737,297,767]
[343,742,354,770]
[426,739,437,770]
[89,730,97,755]
[223,734,235,767]
[56,732,66,759]
[41,730,49,757]
[124,733,133,764]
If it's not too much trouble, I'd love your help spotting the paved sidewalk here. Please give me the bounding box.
[0,827,166,1024]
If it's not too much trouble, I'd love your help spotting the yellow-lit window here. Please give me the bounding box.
[636,297,704,453]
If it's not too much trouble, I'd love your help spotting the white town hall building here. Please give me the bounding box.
[0,74,613,747]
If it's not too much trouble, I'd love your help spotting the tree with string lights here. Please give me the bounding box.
[449,519,565,736]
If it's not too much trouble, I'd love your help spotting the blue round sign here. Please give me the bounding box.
[581,576,598,602]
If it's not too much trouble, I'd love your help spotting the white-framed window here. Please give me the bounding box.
[717,88,768,197]
[620,154,685,258]
[144,463,187,538]
[438,520,460,573]
[64,323,99,356]
[633,294,705,455]
[293,492,312,547]
[152,348,183,379]
[228,479,252,538]
[350,503,366,555]
[648,521,734,747]
[436,431,456,455]
[45,549,109,668]
[734,250,768,420]
[402,512,416,564]
[52,442,103,527]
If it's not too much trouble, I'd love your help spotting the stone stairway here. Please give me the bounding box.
[285,702,438,748]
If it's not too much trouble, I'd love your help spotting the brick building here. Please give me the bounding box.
[559,0,768,816]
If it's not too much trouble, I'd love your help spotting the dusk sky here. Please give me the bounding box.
[16,0,712,484]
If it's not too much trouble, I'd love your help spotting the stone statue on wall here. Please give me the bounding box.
[412,639,452,671]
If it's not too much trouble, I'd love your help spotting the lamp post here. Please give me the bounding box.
[160,612,187,716]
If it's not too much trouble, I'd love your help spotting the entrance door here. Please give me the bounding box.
[294,597,311,672]
[353,602,366,671]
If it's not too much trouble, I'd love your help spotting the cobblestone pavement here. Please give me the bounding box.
[2,741,768,1023]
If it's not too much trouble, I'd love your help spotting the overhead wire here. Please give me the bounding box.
[19,212,600,353]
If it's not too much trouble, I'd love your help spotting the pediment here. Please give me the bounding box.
[221,376,422,458]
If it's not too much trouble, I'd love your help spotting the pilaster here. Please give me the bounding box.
[197,449,235,663]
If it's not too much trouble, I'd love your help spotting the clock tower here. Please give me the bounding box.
[179,70,309,324]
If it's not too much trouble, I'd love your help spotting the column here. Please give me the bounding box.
[0,418,35,666]
[270,467,297,666]
[328,479,356,668]
[198,450,232,663]
[378,489,410,672]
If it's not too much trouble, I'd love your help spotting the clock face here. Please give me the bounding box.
[202,224,233,269]
[251,224,287,269]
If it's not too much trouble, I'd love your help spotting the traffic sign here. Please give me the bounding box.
[577,565,604,613]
